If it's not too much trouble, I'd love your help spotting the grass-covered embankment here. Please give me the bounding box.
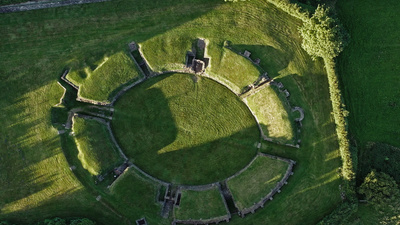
[67,52,143,103]
[72,117,123,176]
[246,86,295,144]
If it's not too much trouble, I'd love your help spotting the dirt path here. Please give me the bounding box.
[0,0,110,13]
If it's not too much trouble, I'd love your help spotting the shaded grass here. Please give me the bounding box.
[72,117,123,176]
[336,0,400,148]
[174,188,227,220]
[227,156,288,210]
[107,167,169,225]
[246,86,295,144]
[112,73,259,185]
[67,52,143,103]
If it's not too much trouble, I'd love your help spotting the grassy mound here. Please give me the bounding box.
[246,86,295,144]
[140,34,193,72]
[175,188,227,220]
[72,117,123,176]
[67,52,143,103]
[112,73,258,185]
[227,155,288,211]
[207,45,262,93]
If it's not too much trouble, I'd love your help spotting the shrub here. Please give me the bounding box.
[264,0,310,21]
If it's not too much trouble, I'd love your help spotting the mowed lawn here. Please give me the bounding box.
[174,188,228,220]
[0,0,342,224]
[67,52,143,103]
[246,86,295,144]
[227,155,288,211]
[336,0,400,148]
[72,117,123,176]
[112,73,259,185]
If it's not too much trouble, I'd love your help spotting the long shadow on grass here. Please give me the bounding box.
[0,0,222,99]
[112,74,260,185]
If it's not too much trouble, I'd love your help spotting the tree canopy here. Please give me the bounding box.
[359,170,399,203]
[299,5,349,59]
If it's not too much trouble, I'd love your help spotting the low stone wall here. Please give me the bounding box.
[61,69,78,90]
[109,77,146,105]
[0,0,110,13]
[75,113,108,125]
[237,153,296,217]
[55,81,67,106]
[105,122,128,161]
[172,214,231,225]
[128,163,170,187]
[179,182,219,192]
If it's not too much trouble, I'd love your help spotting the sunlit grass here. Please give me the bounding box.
[227,155,288,211]
[72,117,123,176]
[246,86,295,144]
[207,44,262,94]
[175,187,227,220]
[141,33,193,72]
[67,52,143,103]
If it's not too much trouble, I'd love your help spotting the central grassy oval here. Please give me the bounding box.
[112,73,259,185]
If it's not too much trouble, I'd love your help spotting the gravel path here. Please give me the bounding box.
[0,0,110,13]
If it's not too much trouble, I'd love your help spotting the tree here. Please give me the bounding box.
[299,5,349,59]
[359,170,399,203]
[70,218,95,225]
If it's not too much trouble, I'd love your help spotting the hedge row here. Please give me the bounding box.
[324,59,355,182]
[265,0,356,183]
[264,0,310,21]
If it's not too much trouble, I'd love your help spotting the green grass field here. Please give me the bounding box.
[336,0,400,148]
[174,188,227,220]
[0,0,343,224]
[246,86,295,144]
[336,0,400,222]
[112,73,259,185]
[227,155,288,210]
[66,52,143,103]
[72,117,123,176]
